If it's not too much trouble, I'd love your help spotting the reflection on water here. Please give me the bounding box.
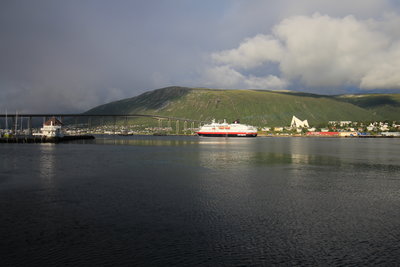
[39,143,56,181]
[93,136,199,146]
[197,147,338,171]
[195,137,400,173]
[38,143,60,208]
[1,137,400,266]
[38,144,58,201]
[88,136,400,173]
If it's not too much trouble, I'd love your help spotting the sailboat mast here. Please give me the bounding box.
[14,110,18,134]
[5,109,8,130]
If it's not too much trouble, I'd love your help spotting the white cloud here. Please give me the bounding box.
[244,75,288,89]
[207,13,400,90]
[360,44,400,89]
[203,66,288,90]
[211,35,283,69]
[204,66,246,88]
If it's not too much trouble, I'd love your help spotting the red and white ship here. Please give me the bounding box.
[197,119,257,137]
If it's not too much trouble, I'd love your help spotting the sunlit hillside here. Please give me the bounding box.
[85,86,400,126]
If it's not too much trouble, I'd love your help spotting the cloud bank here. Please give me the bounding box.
[207,13,400,90]
[2,1,400,112]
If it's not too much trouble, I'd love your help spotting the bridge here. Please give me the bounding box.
[0,113,204,135]
[0,113,202,121]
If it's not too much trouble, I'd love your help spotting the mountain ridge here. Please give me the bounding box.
[85,86,400,126]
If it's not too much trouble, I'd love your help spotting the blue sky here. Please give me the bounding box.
[1,0,400,112]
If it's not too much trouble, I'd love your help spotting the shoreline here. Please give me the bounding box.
[0,135,95,143]
[0,134,398,143]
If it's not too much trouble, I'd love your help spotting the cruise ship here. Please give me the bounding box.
[197,119,257,137]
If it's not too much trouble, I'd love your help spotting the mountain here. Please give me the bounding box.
[85,86,400,126]
[334,94,400,122]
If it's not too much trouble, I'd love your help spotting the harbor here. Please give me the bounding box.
[0,113,399,141]
[0,135,95,143]
[0,115,95,143]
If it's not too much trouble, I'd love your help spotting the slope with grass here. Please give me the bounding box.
[335,94,400,122]
[85,86,399,126]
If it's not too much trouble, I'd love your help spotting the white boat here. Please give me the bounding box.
[197,119,257,137]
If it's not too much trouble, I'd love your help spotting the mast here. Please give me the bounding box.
[5,109,8,130]
[14,110,18,134]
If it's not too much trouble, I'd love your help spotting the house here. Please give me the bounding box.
[339,121,352,127]
[40,117,64,137]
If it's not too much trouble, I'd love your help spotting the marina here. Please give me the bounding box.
[0,116,95,143]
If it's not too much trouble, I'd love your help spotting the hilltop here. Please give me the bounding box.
[85,86,400,126]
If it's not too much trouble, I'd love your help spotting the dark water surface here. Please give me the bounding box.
[1,136,400,266]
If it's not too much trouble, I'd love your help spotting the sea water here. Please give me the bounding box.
[1,136,399,265]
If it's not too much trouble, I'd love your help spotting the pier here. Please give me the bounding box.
[0,135,95,143]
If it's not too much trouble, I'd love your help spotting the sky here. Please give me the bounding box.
[1,0,400,112]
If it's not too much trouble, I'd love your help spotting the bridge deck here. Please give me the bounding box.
[0,114,202,122]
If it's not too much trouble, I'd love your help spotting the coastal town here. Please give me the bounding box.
[261,116,400,137]
[0,115,399,140]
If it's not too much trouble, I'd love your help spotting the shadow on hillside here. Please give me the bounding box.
[338,95,400,108]
[273,91,327,98]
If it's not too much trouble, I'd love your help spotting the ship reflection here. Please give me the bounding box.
[197,137,341,170]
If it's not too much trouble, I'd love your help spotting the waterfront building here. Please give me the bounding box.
[339,132,358,137]
[40,117,64,137]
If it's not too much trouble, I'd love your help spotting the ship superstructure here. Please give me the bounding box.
[197,119,257,137]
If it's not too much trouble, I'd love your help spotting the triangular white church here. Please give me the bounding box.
[290,116,309,128]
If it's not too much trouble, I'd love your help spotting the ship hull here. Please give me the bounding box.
[197,120,258,137]
[197,132,257,137]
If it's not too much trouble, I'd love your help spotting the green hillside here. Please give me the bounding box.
[334,94,400,122]
[85,86,400,127]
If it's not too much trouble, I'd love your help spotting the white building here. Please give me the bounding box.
[329,121,353,127]
[367,123,376,131]
[290,116,309,128]
[40,117,64,137]
[381,132,400,136]
[380,124,390,131]
[339,121,352,126]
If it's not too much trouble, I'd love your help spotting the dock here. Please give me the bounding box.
[0,135,95,143]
